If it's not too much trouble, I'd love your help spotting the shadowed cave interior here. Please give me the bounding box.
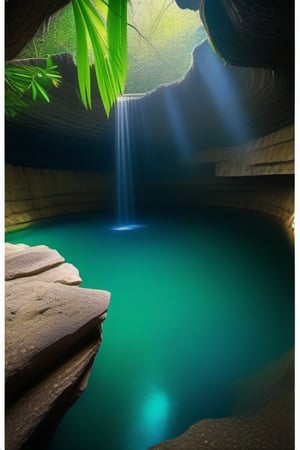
[5,1,294,449]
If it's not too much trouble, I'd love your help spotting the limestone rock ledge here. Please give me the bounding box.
[5,242,111,450]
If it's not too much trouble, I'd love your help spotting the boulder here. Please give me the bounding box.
[5,279,110,400]
[5,243,111,449]
[6,339,100,450]
[5,244,65,280]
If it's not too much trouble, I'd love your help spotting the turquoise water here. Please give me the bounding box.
[6,207,294,450]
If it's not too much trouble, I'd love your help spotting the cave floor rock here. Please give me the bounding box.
[5,242,111,450]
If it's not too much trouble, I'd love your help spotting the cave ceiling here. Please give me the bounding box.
[5,0,294,162]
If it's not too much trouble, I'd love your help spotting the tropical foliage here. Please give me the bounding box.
[5,57,61,118]
[6,0,203,116]
[126,0,205,93]
[6,0,128,118]
[71,0,127,116]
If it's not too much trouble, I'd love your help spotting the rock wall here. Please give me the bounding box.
[5,243,111,450]
[139,178,294,241]
[5,164,113,231]
[5,125,294,238]
[5,0,70,61]
[198,0,294,69]
[193,126,294,177]
[138,126,294,238]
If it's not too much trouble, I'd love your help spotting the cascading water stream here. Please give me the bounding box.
[112,95,144,231]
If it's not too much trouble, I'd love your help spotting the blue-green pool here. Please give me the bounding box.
[6,207,294,450]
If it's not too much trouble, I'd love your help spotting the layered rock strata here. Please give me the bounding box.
[192,126,294,178]
[139,176,294,245]
[5,165,113,231]
[5,124,294,233]
[5,242,111,450]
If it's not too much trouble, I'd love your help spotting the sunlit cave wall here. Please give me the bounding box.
[5,0,294,235]
[5,165,113,231]
[126,38,294,237]
[5,51,116,231]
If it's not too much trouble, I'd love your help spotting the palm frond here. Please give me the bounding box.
[72,0,92,109]
[71,0,128,116]
[107,0,127,90]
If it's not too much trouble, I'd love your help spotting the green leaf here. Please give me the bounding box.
[33,79,51,102]
[30,81,37,100]
[6,0,128,117]
[5,59,61,117]
[72,0,92,109]
[107,0,127,89]
[71,0,128,116]
[46,55,53,69]
[5,70,33,80]
[79,3,112,112]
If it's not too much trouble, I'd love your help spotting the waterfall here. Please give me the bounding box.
[112,95,144,231]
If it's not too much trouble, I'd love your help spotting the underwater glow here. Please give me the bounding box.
[139,386,170,444]
[110,224,145,232]
[6,208,294,450]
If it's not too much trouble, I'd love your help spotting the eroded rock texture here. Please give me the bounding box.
[5,165,113,232]
[199,0,294,69]
[5,243,110,450]
[175,0,294,69]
